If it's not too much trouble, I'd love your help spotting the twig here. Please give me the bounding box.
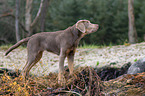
[51,90,82,96]
[88,67,92,96]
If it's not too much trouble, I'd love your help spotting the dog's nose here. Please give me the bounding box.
[96,24,99,28]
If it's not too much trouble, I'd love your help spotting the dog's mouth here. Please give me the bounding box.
[87,24,99,34]
[94,24,99,32]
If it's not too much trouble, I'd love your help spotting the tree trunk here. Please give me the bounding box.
[15,0,20,42]
[25,0,45,36]
[128,0,138,44]
[40,0,49,32]
[25,0,33,36]
[31,0,45,29]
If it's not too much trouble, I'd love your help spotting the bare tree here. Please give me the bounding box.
[25,0,46,36]
[15,0,20,42]
[0,0,50,44]
[128,0,138,44]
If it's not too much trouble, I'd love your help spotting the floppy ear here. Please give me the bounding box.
[76,21,86,33]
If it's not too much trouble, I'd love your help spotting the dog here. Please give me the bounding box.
[5,20,99,84]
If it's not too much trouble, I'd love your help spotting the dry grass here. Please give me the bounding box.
[0,67,102,95]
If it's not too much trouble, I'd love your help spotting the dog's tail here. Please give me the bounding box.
[5,37,30,56]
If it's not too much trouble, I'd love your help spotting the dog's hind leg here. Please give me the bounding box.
[22,50,43,78]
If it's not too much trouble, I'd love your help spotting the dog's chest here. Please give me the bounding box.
[66,46,76,55]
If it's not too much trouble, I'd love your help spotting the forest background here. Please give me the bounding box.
[0,0,145,46]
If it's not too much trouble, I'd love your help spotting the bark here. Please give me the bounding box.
[31,0,45,28]
[15,0,20,42]
[25,0,45,36]
[128,0,138,44]
[40,0,49,31]
[25,0,33,36]
[1,0,47,38]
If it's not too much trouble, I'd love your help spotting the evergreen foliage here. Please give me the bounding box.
[48,0,144,45]
[0,0,145,45]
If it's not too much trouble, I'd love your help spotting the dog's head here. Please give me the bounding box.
[76,20,99,34]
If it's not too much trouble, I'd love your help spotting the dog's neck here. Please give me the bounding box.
[69,24,86,47]
[71,24,82,37]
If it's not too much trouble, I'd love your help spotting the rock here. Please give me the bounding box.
[127,58,145,74]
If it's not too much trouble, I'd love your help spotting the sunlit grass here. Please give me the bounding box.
[79,42,114,49]
[79,44,99,49]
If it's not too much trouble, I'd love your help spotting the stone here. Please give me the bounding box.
[127,58,145,74]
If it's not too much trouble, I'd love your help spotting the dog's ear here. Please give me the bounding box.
[76,20,86,33]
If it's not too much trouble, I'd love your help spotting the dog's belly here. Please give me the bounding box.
[46,48,60,55]
[44,43,60,55]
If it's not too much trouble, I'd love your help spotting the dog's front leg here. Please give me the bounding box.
[67,52,74,75]
[58,48,66,85]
